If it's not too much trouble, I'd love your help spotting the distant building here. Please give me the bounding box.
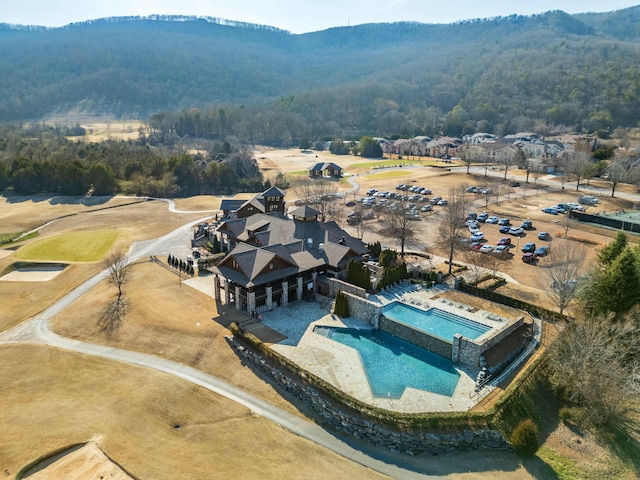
[220,186,286,219]
[308,162,343,179]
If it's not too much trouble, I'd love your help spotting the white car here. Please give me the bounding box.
[479,244,494,253]
[494,244,509,254]
[469,225,480,233]
[485,216,499,224]
[470,232,484,242]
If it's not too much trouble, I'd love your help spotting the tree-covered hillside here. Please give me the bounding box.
[1,8,640,136]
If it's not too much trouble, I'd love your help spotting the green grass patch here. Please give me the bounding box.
[288,170,308,175]
[351,160,419,169]
[15,230,120,262]
[0,231,39,246]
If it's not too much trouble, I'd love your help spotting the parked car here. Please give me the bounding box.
[522,253,537,264]
[534,246,550,257]
[366,188,378,196]
[510,181,521,187]
[470,232,485,242]
[499,225,511,234]
[497,237,512,246]
[466,219,479,228]
[469,225,480,233]
[429,196,443,205]
[521,219,533,230]
[542,207,559,215]
[362,211,375,220]
[498,218,510,226]
[477,212,489,222]
[467,212,477,220]
[480,188,493,195]
[470,241,483,250]
[567,202,584,211]
[486,216,499,224]
[479,244,494,253]
[521,242,536,253]
[419,188,432,195]
[509,227,524,235]
[579,195,599,205]
[494,245,510,254]
[437,199,448,206]
[466,186,478,193]
[538,231,551,240]
[420,205,433,212]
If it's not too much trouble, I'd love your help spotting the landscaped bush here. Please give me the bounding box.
[509,418,539,455]
[346,260,372,291]
[334,291,350,317]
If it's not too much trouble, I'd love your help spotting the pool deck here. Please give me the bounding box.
[258,283,501,413]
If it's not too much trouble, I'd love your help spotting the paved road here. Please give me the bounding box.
[0,199,440,480]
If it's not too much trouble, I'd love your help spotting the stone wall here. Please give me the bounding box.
[379,316,453,359]
[329,278,367,298]
[226,336,510,455]
[455,317,526,370]
[343,291,381,327]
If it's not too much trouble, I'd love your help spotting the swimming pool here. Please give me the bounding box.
[383,302,490,341]
[316,326,460,398]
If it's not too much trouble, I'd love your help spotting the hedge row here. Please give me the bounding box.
[458,280,565,322]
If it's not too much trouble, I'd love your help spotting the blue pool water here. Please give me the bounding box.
[319,327,460,398]
[383,303,490,341]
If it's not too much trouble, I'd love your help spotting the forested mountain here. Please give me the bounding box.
[1,7,640,138]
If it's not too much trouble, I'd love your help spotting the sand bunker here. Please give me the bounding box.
[23,442,133,480]
[1,264,65,282]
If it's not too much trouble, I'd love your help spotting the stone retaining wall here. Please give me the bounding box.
[329,278,367,298]
[379,316,453,358]
[455,316,526,370]
[226,336,510,455]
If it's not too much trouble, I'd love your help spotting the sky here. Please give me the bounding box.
[2,1,639,33]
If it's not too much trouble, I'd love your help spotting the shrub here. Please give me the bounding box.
[334,291,350,317]
[559,406,586,425]
[510,418,539,455]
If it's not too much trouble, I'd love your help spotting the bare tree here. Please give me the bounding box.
[606,150,638,198]
[104,250,131,299]
[293,178,342,222]
[99,250,131,335]
[548,317,640,425]
[437,188,467,274]
[567,149,593,191]
[543,241,588,315]
[385,199,417,258]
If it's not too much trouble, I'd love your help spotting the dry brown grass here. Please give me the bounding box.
[50,258,306,416]
[0,345,387,480]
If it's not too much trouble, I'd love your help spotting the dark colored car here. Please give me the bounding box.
[477,212,489,222]
[498,218,510,226]
[521,220,533,230]
[499,225,510,234]
[522,253,537,264]
[522,242,536,253]
[535,246,550,257]
[538,231,550,240]
[497,237,511,246]
[467,212,477,220]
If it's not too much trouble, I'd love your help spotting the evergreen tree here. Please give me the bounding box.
[597,231,627,266]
